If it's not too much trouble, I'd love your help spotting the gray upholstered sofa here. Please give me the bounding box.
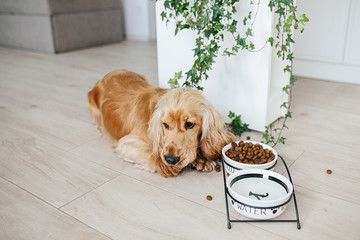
[0,0,124,53]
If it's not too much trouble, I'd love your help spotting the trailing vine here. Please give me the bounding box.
[263,0,308,146]
[158,0,308,147]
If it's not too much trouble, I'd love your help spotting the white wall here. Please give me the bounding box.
[293,0,360,84]
[121,0,156,41]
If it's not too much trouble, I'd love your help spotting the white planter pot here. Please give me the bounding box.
[155,0,290,131]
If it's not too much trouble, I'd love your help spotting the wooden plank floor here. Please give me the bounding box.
[1,41,359,239]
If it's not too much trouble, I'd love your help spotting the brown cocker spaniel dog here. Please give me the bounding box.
[88,69,235,177]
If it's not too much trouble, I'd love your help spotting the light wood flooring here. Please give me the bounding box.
[0,41,359,240]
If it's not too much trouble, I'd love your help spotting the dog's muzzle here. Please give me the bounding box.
[164,155,180,165]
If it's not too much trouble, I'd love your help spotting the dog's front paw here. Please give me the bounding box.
[135,163,156,173]
[114,142,134,163]
[191,158,216,172]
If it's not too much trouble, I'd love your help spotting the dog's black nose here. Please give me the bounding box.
[164,155,180,165]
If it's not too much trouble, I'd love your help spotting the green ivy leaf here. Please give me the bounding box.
[237,37,246,49]
[282,85,290,94]
[228,111,235,118]
[226,111,251,136]
[249,42,255,50]
[229,20,238,33]
[232,45,239,53]
[224,49,235,56]
[299,14,309,25]
[289,5,297,13]
[160,11,167,21]
[268,1,275,11]
[225,12,232,19]
[280,102,288,109]
[246,28,253,37]
[268,37,274,46]
[286,34,295,43]
[175,27,180,36]
[275,7,285,15]
[286,53,294,61]
[283,65,291,72]
[290,75,298,85]
[182,24,190,29]
[279,137,286,144]
[243,17,248,25]
[168,71,182,88]
[285,111,292,118]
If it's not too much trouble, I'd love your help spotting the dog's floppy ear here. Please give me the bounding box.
[147,105,164,157]
[200,106,236,161]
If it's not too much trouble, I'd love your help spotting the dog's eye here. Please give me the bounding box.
[163,123,169,129]
[185,121,195,129]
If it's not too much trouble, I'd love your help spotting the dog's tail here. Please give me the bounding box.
[88,82,103,131]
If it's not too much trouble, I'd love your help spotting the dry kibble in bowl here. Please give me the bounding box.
[225,141,275,164]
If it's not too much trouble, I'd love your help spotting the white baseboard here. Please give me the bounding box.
[293,59,360,85]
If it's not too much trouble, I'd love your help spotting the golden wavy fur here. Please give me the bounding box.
[88,69,235,177]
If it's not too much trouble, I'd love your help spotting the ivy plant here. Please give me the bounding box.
[158,0,308,147]
[226,111,251,137]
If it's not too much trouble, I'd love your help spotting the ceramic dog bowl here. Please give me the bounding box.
[226,169,293,219]
[222,141,278,175]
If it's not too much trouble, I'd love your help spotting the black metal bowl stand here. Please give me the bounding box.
[221,155,301,230]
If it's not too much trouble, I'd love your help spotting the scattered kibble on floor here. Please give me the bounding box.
[206,195,213,201]
[327,169,332,174]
